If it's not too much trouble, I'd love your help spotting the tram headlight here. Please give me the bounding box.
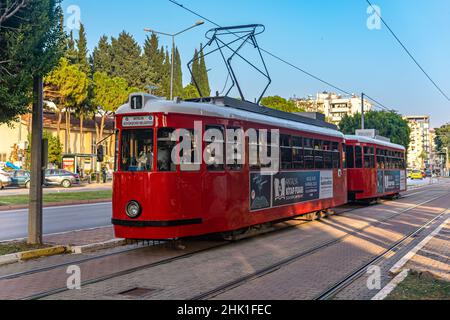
[126,201,142,219]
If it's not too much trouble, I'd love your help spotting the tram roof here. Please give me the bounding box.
[345,135,406,151]
[116,95,345,139]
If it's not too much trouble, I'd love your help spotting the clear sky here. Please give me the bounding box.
[62,0,450,128]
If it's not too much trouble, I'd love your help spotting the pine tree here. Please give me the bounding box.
[143,34,163,90]
[76,23,90,75]
[110,31,146,88]
[92,35,112,74]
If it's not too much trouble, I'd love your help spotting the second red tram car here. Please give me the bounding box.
[112,93,348,240]
[345,135,407,202]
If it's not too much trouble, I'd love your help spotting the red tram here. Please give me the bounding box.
[112,93,348,240]
[345,135,407,202]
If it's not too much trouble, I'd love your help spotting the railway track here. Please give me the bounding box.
[187,192,450,300]
[0,184,444,300]
[314,207,449,300]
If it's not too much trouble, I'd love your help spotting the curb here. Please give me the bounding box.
[0,253,20,266]
[0,246,67,266]
[69,238,126,254]
[0,238,125,266]
[0,199,111,212]
[19,246,68,261]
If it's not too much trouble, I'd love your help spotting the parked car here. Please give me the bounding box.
[44,169,80,188]
[409,170,424,180]
[0,169,12,190]
[10,170,31,189]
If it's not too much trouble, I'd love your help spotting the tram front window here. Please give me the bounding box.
[120,129,154,172]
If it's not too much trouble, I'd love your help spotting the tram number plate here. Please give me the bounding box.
[122,116,154,127]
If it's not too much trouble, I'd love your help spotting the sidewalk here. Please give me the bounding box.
[404,218,450,281]
[43,226,116,247]
[0,182,112,197]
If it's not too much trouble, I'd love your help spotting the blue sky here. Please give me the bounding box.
[62,0,450,128]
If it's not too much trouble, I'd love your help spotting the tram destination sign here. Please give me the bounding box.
[250,171,334,211]
[122,115,154,127]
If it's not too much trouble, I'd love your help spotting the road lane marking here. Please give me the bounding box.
[0,201,112,214]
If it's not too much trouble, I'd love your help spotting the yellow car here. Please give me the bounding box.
[409,170,423,180]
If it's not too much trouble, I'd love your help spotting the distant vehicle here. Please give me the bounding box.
[44,169,80,188]
[0,169,12,190]
[10,170,31,189]
[425,170,432,178]
[409,170,423,180]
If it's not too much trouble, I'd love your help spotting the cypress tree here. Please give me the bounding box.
[199,46,210,96]
[66,30,78,64]
[173,47,183,98]
[76,23,90,75]
[190,49,200,94]
[160,49,172,98]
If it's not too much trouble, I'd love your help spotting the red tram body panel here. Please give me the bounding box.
[345,135,407,201]
[112,94,348,240]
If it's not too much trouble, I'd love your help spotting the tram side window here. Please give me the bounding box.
[180,129,200,172]
[314,140,324,169]
[280,134,292,170]
[346,145,355,169]
[332,142,340,169]
[304,138,314,169]
[355,146,363,168]
[292,136,304,169]
[157,128,176,172]
[205,125,225,171]
[364,147,375,169]
[120,129,154,172]
[323,141,333,169]
[226,127,243,171]
[376,149,384,169]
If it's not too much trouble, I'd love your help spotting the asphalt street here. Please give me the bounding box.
[0,202,112,241]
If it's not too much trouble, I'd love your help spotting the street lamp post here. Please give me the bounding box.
[144,21,204,100]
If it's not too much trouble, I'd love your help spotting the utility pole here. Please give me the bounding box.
[28,76,44,245]
[171,35,175,101]
[144,20,204,100]
[361,92,365,130]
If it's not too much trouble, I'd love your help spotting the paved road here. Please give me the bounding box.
[0,202,112,241]
[0,182,112,196]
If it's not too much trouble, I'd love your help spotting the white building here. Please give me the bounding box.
[292,92,373,125]
[403,116,431,170]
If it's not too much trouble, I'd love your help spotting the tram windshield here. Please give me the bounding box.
[120,129,154,172]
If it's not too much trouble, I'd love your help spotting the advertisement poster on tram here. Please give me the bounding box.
[377,170,404,194]
[250,173,271,211]
[250,171,334,211]
[384,171,401,192]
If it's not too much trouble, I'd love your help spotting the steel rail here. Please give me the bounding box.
[188,192,450,300]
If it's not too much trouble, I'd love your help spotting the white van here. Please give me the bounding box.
[0,169,12,189]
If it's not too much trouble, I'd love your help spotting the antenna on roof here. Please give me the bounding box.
[188,24,271,105]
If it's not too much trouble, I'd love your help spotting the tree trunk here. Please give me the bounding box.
[66,110,71,154]
[57,110,62,140]
[99,114,106,144]
[79,113,84,154]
